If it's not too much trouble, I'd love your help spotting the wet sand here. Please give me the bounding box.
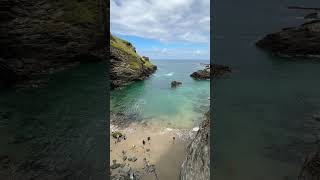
[110,121,194,180]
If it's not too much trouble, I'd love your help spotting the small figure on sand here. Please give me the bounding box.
[142,140,146,145]
[147,136,151,141]
[173,136,175,141]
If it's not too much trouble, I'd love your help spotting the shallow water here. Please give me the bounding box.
[111,59,210,129]
[0,62,107,179]
[213,0,320,179]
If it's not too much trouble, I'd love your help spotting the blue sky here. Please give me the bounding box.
[111,0,210,60]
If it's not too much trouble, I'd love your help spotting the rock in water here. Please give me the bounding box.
[190,69,210,80]
[171,81,182,88]
[180,111,210,180]
[190,64,231,80]
[256,20,320,57]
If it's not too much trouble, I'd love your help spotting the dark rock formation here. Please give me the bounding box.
[212,64,231,77]
[305,12,319,20]
[190,69,210,80]
[180,111,210,180]
[0,0,108,87]
[190,64,231,80]
[110,34,157,89]
[256,20,320,57]
[171,80,182,88]
[299,151,320,180]
[142,56,150,61]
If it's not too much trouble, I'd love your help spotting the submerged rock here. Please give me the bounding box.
[256,20,320,57]
[180,111,210,180]
[171,81,182,88]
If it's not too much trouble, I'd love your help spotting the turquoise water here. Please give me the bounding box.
[213,0,320,179]
[0,62,107,179]
[111,60,210,129]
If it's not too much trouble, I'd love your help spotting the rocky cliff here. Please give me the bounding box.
[110,34,157,89]
[0,0,108,87]
[256,20,320,57]
[180,111,210,180]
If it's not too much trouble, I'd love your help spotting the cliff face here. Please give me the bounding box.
[110,34,157,89]
[180,111,210,180]
[256,20,320,57]
[0,0,108,87]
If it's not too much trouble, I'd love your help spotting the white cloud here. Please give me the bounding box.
[161,48,168,54]
[194,50,201,55]
[110,0,210,43]
[139,48,209,60]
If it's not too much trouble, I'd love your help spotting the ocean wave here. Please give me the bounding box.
[160,127,197,141]
[164,72,174,76]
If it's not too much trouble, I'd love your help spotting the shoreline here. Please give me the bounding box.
[110,121,198,180]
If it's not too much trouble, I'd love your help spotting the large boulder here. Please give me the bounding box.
[256,20,320,57]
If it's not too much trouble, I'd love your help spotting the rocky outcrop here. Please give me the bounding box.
[190,64,231,80]
[256,20,320,57]
[110,34,157,89]
[0,0,108,87]
[191,68,210,80]
[171,80,182,88]
[180,111,210,180]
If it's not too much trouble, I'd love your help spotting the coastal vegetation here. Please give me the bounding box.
[110,34,157,89]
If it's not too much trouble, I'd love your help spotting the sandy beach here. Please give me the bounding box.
[110,121,196,180]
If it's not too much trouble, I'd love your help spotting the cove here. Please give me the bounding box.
[213,0,320,179]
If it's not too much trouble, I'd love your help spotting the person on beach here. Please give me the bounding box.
[142,140,146,145]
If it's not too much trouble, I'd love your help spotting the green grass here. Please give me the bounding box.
[141,57,154,68]
[110,34,155,70]
[110,34,140,58]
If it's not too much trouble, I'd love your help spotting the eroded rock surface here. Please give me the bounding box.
[256,20,320,57]
[110,35,157,89]
[180,111,210,180]
[190,64,231,80]
[0,0,109,87]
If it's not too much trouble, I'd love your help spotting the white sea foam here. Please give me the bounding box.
[164,72,174,76]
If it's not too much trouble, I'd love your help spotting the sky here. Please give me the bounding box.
[110,0,210,60]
